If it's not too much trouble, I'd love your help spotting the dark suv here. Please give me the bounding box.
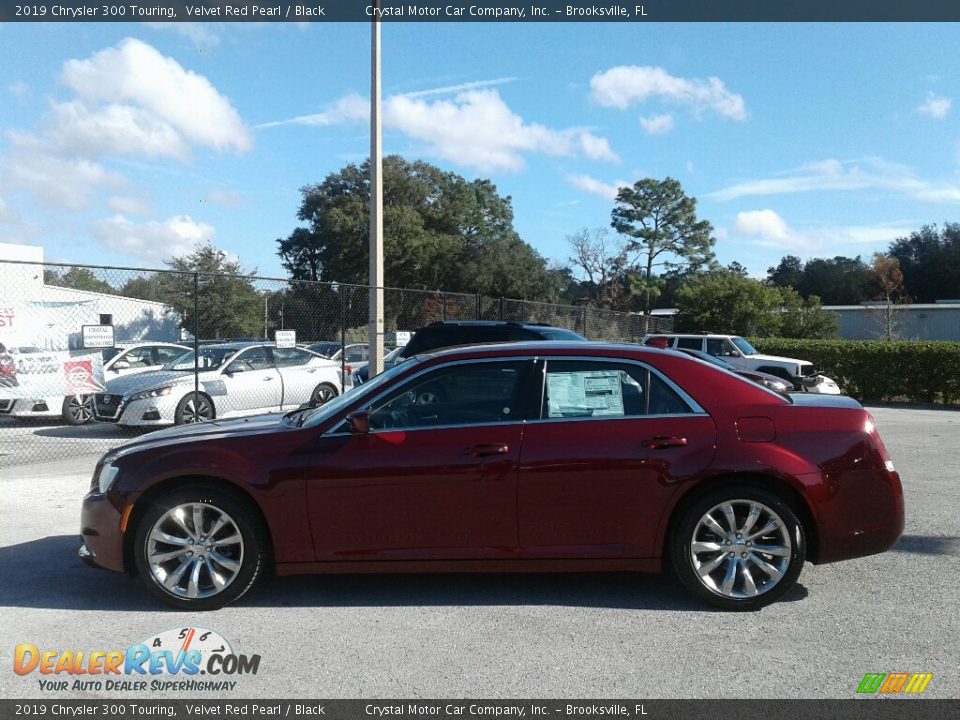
[353,321,586,384]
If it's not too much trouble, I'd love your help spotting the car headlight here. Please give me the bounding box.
[97,463,120,494]
[129,386,172,402]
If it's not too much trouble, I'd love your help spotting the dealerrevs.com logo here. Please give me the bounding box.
[856,672,933,695]
[13,627,260,693]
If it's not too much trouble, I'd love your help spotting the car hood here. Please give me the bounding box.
[745,353,812,367]
[110,413,288,456]
[104,370,206,395]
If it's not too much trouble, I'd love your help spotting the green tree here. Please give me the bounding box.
[778,288,838,339]
[610,177,715,314]
[45,267,115,294]
[160,242,263,340]
[277,156,558,300]
[674,270,782,336]
[888,223,960,303]
[767,255,805,290]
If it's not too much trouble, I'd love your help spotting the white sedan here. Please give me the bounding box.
[93,342,342,426]
[0,342,190,425]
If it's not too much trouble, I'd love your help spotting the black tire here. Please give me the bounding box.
[671,485,806,611]
[310,382,338,407]
[175,392,214,425]
[133,485,268,610]
[62,395,94,425]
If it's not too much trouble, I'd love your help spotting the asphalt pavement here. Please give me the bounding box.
[1,406,957,699]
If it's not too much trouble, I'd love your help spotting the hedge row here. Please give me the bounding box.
[749,338,960,405]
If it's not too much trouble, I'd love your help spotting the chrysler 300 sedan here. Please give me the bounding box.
[80,342,904,611]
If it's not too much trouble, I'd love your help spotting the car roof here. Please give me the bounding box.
[419,340,673,361]
[197,341,266,351]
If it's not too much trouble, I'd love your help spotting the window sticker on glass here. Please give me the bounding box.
[547,370,625,417]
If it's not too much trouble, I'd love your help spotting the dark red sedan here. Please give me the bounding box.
[80,342,903,611]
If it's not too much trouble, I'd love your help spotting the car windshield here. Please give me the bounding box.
[299,357,421,428]
[731,337,758,355]
[163,347,237,371]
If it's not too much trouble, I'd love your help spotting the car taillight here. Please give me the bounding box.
[344,364,352,373]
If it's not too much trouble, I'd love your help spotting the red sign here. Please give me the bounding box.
[63,360,96,394]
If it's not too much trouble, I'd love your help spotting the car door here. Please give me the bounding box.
[518,358,717,559]
[305,358,534,561]
[218,346,282,416]
[272,347,330,408]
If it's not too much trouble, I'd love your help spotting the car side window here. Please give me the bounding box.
[120,348,154,368]
[707,338,738,357]
[542,361,692,419]
[273,347,313,367]
[677,337,703,350]
[368,361,527,430]
[234,347,272,371]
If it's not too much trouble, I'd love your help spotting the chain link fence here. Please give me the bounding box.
[0,259,671,468]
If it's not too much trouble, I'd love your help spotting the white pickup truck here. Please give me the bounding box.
[642,333,841,394]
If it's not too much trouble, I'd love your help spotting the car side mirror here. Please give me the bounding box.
[346,410,370,434]
[112,360,130,370]
[225,363,246,374]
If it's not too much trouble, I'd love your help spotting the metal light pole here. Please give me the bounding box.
[368,4,385,377]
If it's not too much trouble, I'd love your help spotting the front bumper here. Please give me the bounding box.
[2,396,64,418]
[79,490,127,573]
[95,393,176,426]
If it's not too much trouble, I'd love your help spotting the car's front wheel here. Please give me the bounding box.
[62,395,94,425]
[133,486,268,610]
[175,392,214,424]
[671,485,806,610]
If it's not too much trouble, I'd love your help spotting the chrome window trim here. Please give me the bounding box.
[537,355,708,419]
[322,356,537,437]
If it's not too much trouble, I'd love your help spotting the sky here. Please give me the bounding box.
[0,21,958,282]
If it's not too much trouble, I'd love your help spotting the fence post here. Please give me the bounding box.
[442,293,447,321]
[499,297,504,321]
[475,292,481,320]
[582,306,588,338]
[340,286,347,384]
[193,272,200,401]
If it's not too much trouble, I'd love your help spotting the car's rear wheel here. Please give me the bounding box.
[133,486,267,610]
[310,382,338,407]
[62,395,94,425]
[175,392,214,425]
[671,485,805,610]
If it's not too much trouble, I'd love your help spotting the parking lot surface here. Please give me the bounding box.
[1,406,957,699]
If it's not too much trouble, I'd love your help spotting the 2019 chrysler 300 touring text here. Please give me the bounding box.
[79,342,904,611]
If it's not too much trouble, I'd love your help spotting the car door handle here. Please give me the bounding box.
[640,436,688,449]
[263,376,274,381]
[464,444,510,457]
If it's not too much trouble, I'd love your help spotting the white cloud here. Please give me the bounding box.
[144,22,223,49]
[261,89,620,172]
[709,157,960,205]
[732,209,915,252]
[61,38,251,154]
[399,77,518,99]
[2,134,125,211]
[108,196,153,216]
[90,214,214,263]
[7,81,29,99]
[257,93,369,128]
[205,188,245,208]
[590,66,746,121]
[567,174,630,201]
[639,113,675,135]
[916,92,951,120]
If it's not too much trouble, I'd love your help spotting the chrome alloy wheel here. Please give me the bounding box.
[145,503,244,600]
[181,395,212,423]
[690,499,792,599]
